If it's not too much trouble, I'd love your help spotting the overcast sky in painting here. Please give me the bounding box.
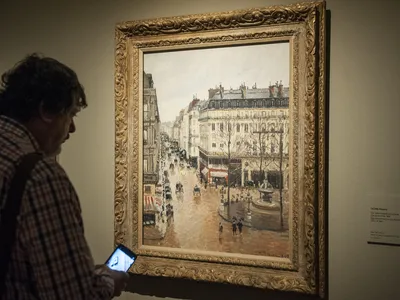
[144,42,289,123]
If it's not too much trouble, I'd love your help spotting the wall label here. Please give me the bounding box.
[368,195,400,247]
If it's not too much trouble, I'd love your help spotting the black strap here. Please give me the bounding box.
[0,152,43,296]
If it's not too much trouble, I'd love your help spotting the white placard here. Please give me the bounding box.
[368,194,400,247]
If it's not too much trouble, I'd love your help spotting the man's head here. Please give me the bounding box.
[0,53,87,156]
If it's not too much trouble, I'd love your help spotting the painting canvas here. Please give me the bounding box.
[114,1,326,297]
[142,43,291,259]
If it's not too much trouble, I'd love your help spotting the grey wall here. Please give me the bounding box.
[1,0,399,299]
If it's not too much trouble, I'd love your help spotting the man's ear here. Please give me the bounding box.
[38,102,56,124]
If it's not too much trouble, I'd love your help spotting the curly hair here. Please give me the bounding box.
[0,53,87,122]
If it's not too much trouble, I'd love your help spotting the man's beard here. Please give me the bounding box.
[54,146,62,156]
[46,145,62,157]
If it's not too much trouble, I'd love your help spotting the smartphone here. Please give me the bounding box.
[105,244,137,272]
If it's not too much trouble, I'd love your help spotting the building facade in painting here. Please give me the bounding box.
[143,72,162,224]
[172,116,180,142]
[177,98,205,166]
[160,121,173,138]
[198,81,290,188]
[172,110,184,145]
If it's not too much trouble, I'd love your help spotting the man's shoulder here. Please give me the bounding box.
[31,157,70,185]
[25,157,80,210]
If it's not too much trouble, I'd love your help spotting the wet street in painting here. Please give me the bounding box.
[143,154,289,258]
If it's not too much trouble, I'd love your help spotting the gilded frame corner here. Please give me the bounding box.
[114,1,327,297]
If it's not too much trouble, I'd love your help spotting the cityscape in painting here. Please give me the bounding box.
[141,43,290,258]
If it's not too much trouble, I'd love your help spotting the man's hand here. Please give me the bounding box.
[107,269,130,297]
[94,264,110,275]
[94,265,129,297]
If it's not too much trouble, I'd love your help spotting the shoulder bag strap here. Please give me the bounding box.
[0,152,43,296]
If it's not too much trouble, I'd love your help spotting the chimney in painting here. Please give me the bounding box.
[240,82,247,99]
[219,83,224,99]
[277,80,284,98]
[208,86,219,99]
[189,98,200,111]
[269,82,275,98]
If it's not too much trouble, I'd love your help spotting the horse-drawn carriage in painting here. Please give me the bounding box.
[176,182,184,194]
[193,185,201,198]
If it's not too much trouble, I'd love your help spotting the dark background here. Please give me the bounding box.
[127,274,320,300]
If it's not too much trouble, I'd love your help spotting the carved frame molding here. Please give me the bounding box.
[114,1,326,297]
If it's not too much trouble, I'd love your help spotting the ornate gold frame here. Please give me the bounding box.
[114,1,326,297]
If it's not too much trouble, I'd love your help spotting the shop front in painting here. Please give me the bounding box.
[143,194,162,226]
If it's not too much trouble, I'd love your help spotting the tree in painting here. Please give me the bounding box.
[211,111,249,210]
[243,101,290,228]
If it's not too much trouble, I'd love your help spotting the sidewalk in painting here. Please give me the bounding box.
[143,214,169,240]
[218,190,289,232]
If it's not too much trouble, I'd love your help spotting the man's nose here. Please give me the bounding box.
[69,119,76,133]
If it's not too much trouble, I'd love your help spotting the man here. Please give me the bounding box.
[0,54,129,299]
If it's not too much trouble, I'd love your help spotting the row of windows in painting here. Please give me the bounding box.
[210,122,288,133]
[208,98,289,109]
[210,141,278,152]
[200,109,288,120]
[143,126,159,145]
[199,152,241,165]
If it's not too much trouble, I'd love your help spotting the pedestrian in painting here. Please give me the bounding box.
[237,219,243,234]
[219,222,223,237]
[221,195,225,205]
[232,219,237,235]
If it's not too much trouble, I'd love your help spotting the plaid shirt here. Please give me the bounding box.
[0,116,114,299]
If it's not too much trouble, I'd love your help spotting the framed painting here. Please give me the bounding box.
[114,0,327,297]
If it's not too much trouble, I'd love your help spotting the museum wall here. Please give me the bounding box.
[0,0,399,299]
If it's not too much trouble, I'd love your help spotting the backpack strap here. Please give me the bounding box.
[0,152,43,296]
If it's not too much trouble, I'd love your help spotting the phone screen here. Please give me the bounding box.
[105,245,137,272]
